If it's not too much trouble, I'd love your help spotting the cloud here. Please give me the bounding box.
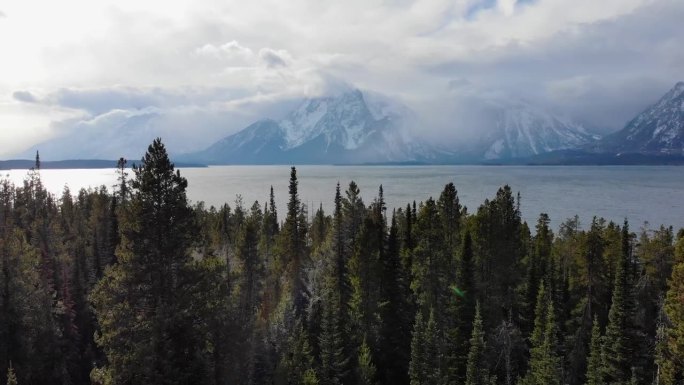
[447,78,472,91]
[0,11,6,18]
[0,0,682,155]
[13,90,38,103]
[194,40,255,66]
[10,84,304,159]
[420,0,684,132]
[258,48,290,68]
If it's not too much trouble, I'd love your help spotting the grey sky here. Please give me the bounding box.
[0,0,682,158]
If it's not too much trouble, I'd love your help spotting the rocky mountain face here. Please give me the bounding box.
[599,82,684,155]
[186,89,439,164]
[25,82,684,164]
[476,99,597,160]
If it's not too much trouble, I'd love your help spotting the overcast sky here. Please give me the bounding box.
[0,0,682,158]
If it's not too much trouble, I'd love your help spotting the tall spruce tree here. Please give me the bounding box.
[7,363,18,385]
[474,186,523,327]
[520,282,561,385]
[465,303,494,385]
[409,310,439,385]
[437,183,462,258]
[358,338,377,385]
[451,231,477,383]
[241,216,263,309]
[318,272,348,385]
[656,234,684,384]
[348,212,383,351]
[278,167,309,319]
[585,317,603,385]
[276,321,315,385]
[377,213,412,385]
[408,311,426,385]
[602,221,636,385]
[91,138,205,384]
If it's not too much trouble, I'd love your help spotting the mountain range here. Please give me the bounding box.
[596,81,684,155]
[15,81,684,165]
[182,88,607,164]
[181,89,440,164]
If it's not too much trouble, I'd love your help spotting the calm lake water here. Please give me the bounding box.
[3,165,684,231]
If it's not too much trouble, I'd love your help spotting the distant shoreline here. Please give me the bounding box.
[0,159,208,170]
[2,151,683,170]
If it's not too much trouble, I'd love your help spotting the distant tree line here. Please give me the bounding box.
[1,138,684,385]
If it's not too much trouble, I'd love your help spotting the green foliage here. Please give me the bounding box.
[519,282,561,385]
[473,185,523,326]
[376,213,412,385]
[358,339,377,385]
[656,235,684,384]
[408,310,439,385]
[585,317,603,385]
[448,230,477,383]
[465,303,494,385]
[302,369,320,385]
[277,166,309,318]
[0,141,679,385]
[318,272,349,385]
[7,363,18,385]
[602,221,637,384]
[91,138,206,384]
[277,321,314,385]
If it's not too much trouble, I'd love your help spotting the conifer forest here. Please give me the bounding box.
[2,138,684,385]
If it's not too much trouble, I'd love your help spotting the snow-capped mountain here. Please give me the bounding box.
[456,99,598,160]
[187,89,439,164]
[600,81,684,155]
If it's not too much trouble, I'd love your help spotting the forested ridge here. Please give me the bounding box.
[1,139,683,385]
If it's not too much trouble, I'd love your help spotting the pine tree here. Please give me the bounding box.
[409,311,426,385]
[520,282,560,385]
[331,182,350,312]
[116,157,128,204]
[91,138,205,384]
[585,317,603,385]
[377,213,412,385]
[318,273,348,385]
[602,221,636,384]
[237,218,263,322]
[656,234,684,384]
[409,309,439,385]
[348,206,383,349]
[358,339,377,385]
[473,185,523,326]
[302,369,320,385]
[7,362,18,385]
[522,214,553,337]
[437,182,462,257]
[276,167,309,320]
[411,198,446,313]
[450,231,477,383]
[465,303,492,385]
[277,321,315,385]
[310,204,330,251]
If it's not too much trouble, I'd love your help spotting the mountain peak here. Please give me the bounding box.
[600,82,684,154]
[669,81,684,98]
[279,88,380,150]
[480,99,595,159]
[186,88,437,164]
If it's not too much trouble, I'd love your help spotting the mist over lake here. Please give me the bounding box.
[4,165,684,231]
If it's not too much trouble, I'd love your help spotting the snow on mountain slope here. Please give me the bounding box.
[601,81,684,154]
[482,100,597,159]
[189,89,439,164]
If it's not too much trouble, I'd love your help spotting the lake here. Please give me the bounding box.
[3,165,684,231]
